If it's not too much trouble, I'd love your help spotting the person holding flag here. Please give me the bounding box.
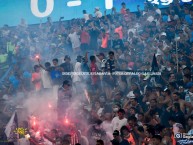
[150,54,161,87]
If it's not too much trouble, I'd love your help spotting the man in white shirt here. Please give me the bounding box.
[68,28,81,53]
[111,109,127,131]
[72,55,83,94]
[101,112,114,140]
[40,62,52,89]
[83,10,89,22]
[95,7,102,18]
[185,82,193,103]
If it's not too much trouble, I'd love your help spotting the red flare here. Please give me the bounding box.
[35,55,40,59]
[36,131,40,135]
[33,121,36,126]
[48,103,52,108]
[84,89,90,104]
[65,119,69,124]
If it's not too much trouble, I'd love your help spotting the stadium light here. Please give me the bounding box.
[67,0,81,7]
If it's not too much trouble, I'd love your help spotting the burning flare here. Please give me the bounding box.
[84,89,90,104]
[48,103,52,109]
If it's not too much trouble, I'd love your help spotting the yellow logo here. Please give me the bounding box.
[14,128,27,136]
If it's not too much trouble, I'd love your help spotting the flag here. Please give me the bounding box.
[50,69,62,79]
[151,54,159,72]
[4,111,18,142]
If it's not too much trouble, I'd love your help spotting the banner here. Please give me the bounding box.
[0,0,192,27]
[0,0,151,27]
[4,111,18,142]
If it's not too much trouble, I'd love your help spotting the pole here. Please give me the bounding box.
[176,40,179,72]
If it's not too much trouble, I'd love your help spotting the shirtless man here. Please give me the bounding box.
[158,88,173,108]
[172,92,193,115]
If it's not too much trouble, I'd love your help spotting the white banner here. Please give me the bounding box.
[4,111,18,142]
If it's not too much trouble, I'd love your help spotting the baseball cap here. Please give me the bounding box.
[113,130,119,136]
[160,32,167,36]
[182,65,187,69]
[127,92,135,98]
[182,65,190,70]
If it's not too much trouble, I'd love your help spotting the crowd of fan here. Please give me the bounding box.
[1,0,193,145]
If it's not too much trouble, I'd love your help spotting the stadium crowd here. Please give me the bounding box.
[0,0,193,145]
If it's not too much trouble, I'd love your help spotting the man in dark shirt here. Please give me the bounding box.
[133,89,144,110]
[60,55,73,83]
[89,22,100,51]
[130,97,143,113]
[50,58,63,86]
[145,99,162,117]
[112,130,130,145]
[90,55,99,87]
[112,33,124,51]
[106,51,117,74]
[57,80,72,121]
[87,120,108,145]
[170,102,186,127]
[105,51,117,88]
